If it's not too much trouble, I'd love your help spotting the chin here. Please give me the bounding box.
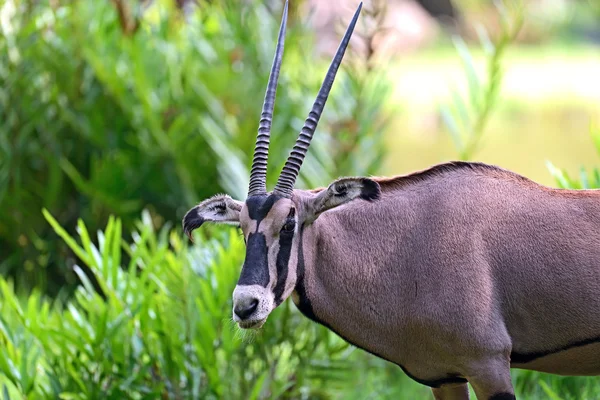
[237,319,266,330]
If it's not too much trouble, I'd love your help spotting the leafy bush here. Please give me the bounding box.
[440,0,524,160]
[0,210,595,399]
[0,0,388,294]
[513,369,600,400]
[0,211,375,399]
[3,0,597,399]
[547,125,600,189]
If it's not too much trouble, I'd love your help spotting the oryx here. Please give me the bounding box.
[182,2,600,399]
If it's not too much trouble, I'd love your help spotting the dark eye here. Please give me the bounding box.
[281,220,295,233]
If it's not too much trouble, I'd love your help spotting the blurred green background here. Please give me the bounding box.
[0,0,599,398]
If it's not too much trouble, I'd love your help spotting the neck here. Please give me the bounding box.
[292,201,414,363]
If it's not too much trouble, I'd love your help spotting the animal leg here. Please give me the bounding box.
[466,359,515,400]
[431,383,470,399]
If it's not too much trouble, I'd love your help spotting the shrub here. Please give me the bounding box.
[547,125,600,190]
[0,0,388,294]
[440,0,524,160]
[0,211,373,399]
[0,210,596,399]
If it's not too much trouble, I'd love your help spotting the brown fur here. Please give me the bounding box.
[185,161,600,400]
[292,161,600,399]
[373,161,532,189]
[182,2,598,397]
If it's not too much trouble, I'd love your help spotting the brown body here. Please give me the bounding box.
[182,3,599,398]
[295,162,600,394]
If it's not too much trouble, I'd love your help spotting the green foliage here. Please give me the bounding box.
[1,0,598,399]
[440,0,524,160]
[0,211,597,399]
[0,0,395,398]
[547,124,600,189]
[0,0,388,294]
[512,369,600,400]
[0,211,372,399]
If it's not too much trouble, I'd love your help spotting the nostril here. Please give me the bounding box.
[234,298,259,320]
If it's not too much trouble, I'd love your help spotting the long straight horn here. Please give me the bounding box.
[273,2,362,198]
[247,0,289,197]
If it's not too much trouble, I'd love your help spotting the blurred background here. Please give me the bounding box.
[0,0,599,398]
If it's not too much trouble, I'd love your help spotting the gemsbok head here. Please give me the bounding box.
[183,2,600,399]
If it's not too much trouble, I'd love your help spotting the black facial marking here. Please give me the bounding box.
[294,226,313,317]
[246,194,281,226]
[488,393,516,400]
[239,194,285,288]
[293,227,466,389]
[273,227,294,305]
[511,335,600,364]
[280,208,296,234]
[237,233,269,287]
[359,179,381,201]
[182,206,204,241]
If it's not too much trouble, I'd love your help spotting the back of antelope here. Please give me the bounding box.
[182,2,600,399]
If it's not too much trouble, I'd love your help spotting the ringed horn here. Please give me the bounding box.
[247,0,289,197]
[273,2,363,198]
[247,0,363,198]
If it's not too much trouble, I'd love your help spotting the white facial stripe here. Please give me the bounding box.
[282,232,299,299]
[268,239,279,290]
[259,198,294,233]
[239,206,257,236]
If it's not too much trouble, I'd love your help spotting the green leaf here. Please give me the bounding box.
[474,23,495,56]
[579,167,589,189]
[439,106,463,150]
[452,35,481,111]
[538,380,564,400]
[247,370,269,400]
[42,209,91,266]
[546,161,572,189]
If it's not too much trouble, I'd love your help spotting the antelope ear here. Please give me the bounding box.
[307,177,380,222]
[182,194,243,241]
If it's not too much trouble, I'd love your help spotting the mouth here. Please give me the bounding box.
[237,319,266,330]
